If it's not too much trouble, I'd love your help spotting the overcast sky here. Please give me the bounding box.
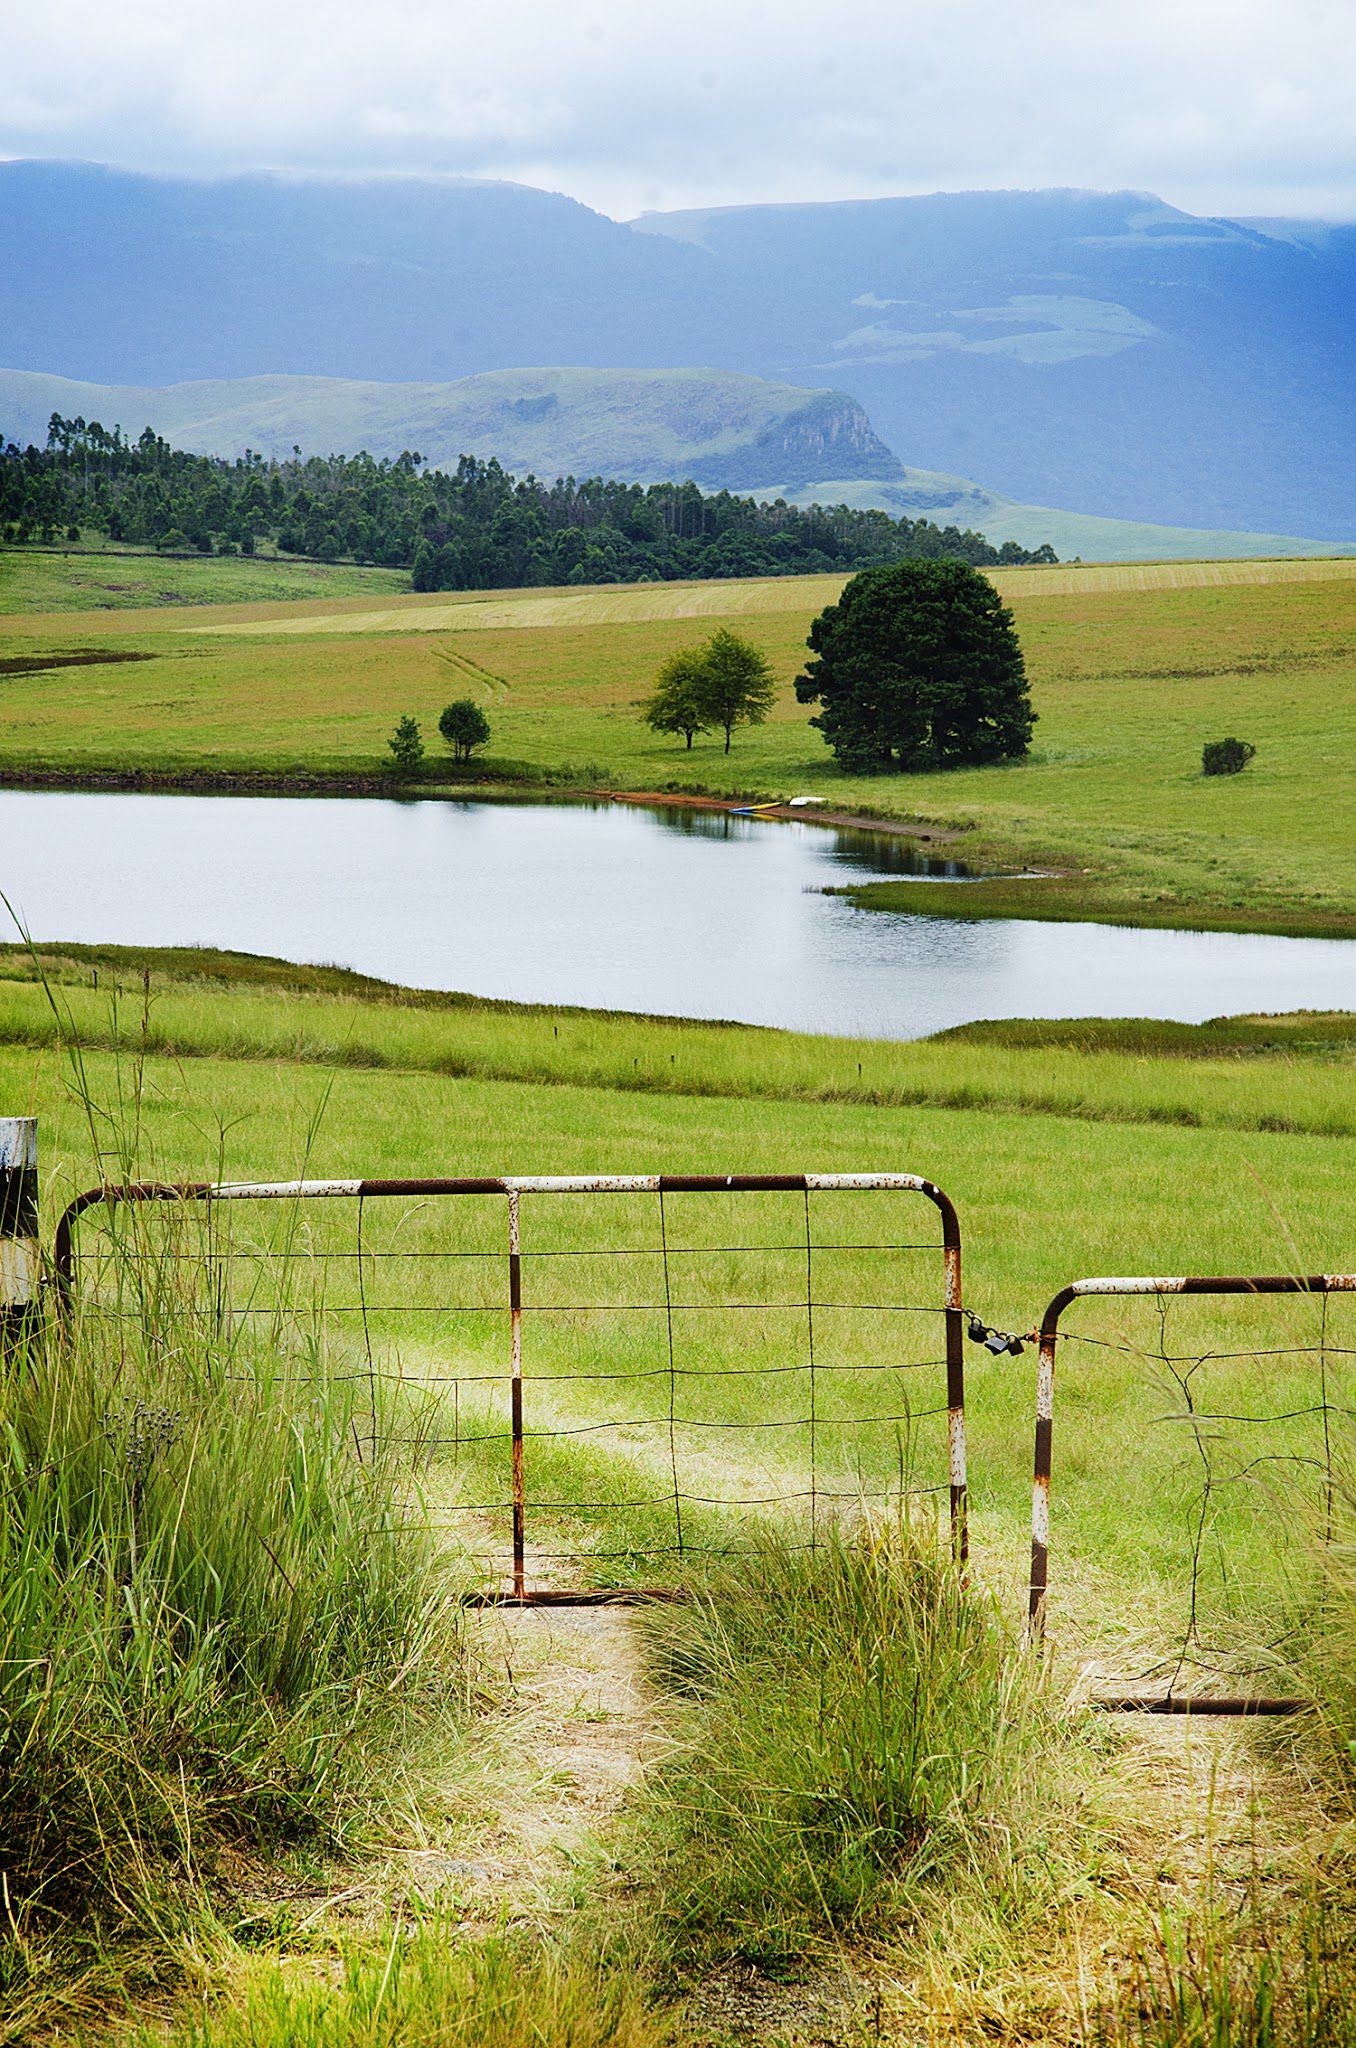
[3,0,1354,221]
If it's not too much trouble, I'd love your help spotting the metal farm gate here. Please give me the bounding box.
[54,1170,967,1600]
[1029,1272,1356,1714]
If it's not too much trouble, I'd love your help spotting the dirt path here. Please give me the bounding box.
[291,1566,665,1943]
[434,1599,660,1918]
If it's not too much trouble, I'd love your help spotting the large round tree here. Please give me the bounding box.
[795,559,1035,771]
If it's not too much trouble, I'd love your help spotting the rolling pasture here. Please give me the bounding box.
[2,555,1354,936]
[0,545,407,613]
[11,949,1353,1684]
[2,943,1353,2041]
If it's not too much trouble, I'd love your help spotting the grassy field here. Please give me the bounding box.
[2,555,1354,937]
[2,946,1354,2041]
[8,944,1353,1616]
[0,545,408,613]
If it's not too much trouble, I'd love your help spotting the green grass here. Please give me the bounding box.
[7,949,1352,1632]
[2,945,1353,1141]
[0,1003,469,2034]
[2,557,1354,935]
[0,546,407,614]
[937,1011,1356,1058]
[619,1517,1081,1974]
[0,1332,461,2034]
[3,950,1353,2037]
[130,1932,669,2048]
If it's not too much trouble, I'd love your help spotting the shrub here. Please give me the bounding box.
[625,1514,1073,1969]
[1202,737,1256,776]
[387,713,425,777]
[438,697,492,763]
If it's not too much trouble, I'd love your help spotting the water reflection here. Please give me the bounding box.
[0,790,1350,1041]
[637,801,973,876]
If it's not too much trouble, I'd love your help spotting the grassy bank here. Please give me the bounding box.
[2,944,1353,1139]
[0,546,408,613]
[835,873,1356,940]
[2,948,1353,2040]
[1,556,1355,935]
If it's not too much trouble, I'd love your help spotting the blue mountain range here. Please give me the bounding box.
[2,162,1352,539]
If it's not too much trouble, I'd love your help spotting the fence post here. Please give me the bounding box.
[0,1117,39,1358]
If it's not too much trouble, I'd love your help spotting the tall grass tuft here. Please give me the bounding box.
[1299,1440,1356,1801]
[623,1512,1076,1972]
[0,1308,455,1932]
[128,1931,670,2048]
[1093,1894,1356,2048]
[0,959,467,2037]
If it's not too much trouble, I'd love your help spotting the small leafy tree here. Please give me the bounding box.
[438,698,492,763]
[1202,737,1256,777]
[387,714,425,778]
[699,628,777,754]
[641,650,714,750]
[640,630,776,754]
[795,559,1035,772]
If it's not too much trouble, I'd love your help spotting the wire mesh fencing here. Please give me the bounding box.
[54,1172,966,1600]
[1029,1274,1356,1712]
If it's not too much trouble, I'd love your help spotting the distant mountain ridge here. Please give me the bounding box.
[631,188,1356,539]
[2,163,1353,540]
[4,364,1353,566]
[0,366,901,491]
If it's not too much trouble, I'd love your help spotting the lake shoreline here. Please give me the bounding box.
[3,786,1352,1034]
[2,763,1345,939]
[834,874,1356,944]
[0,762,963,843]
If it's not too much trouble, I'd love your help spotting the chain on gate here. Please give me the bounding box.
[55,1170,967,1601]
[1029,1273,1356,1714]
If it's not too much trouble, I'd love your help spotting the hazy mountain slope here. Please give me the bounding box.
[2,165,1352,539]
[632,189,1356,538]
[5,364,1350,564]
[771,477,1356,564]
[0,161,732,384]
[0,365,901,490]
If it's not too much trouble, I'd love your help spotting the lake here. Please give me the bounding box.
[2,789,1351,1040]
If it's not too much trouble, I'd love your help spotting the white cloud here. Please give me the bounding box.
[2,0,1354,219]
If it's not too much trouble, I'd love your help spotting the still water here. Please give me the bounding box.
[2,790,1351,1040]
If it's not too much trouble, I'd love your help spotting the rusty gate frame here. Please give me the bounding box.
[55,1170,967,1602]
[1029,1272,1356,1714]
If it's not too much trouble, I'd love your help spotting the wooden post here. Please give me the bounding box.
[1,1118,39,1357]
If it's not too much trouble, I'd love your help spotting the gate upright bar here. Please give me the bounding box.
[1030,1271,1355,1713]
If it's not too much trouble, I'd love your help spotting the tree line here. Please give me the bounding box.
[0,412,1058,585]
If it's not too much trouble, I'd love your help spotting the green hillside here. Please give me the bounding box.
[776,474,1356,564]
[0,364,900,493]
[5,364,1351,563]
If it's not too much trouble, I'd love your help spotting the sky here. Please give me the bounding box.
[3,0,1354,221]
